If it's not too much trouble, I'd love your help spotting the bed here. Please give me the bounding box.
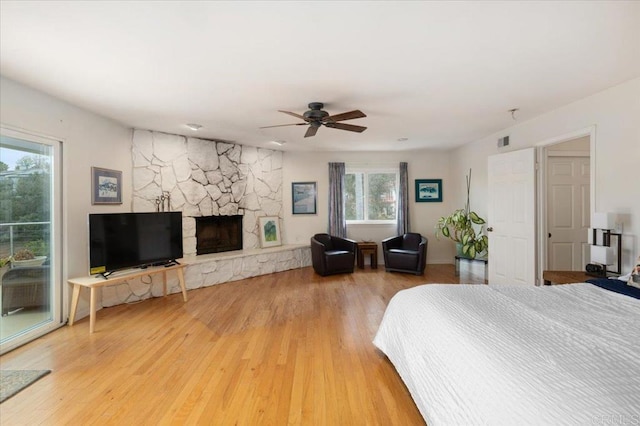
[373,282,640,425]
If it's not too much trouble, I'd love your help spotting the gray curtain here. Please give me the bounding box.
[328,162,347,237]
[397,161,409,235]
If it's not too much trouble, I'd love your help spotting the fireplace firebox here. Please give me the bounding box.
[195,215,243,255]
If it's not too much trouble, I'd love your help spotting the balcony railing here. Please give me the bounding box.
[0,221,51,259]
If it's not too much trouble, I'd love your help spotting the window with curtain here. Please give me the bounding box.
[345,165,399,224]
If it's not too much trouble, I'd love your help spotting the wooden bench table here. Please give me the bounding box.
[68,263,187,334]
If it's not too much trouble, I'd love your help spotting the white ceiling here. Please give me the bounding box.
[1,1,639,152]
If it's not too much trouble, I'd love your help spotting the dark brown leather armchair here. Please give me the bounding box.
[382,233,428,275]
[311,233,357,276]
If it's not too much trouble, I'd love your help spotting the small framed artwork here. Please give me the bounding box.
[415,179,443,203]
[92,167,123,205]
[292,181,317,215]
[258,216,282,248]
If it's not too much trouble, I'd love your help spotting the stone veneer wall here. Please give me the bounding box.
[132,129,283,254]
[99,129,312,308]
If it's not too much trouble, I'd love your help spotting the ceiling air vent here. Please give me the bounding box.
[498,136,510,148]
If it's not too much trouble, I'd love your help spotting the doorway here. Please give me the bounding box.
[0,128,63,354]
[538,129,594,283]
[546,139,590,270]
[486,129,594,286]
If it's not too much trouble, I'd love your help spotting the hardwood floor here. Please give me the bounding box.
[0,264,485,425]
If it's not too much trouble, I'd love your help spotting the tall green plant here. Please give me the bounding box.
[434,169,488,258]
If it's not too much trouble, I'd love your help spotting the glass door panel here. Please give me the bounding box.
[0,130,62,353]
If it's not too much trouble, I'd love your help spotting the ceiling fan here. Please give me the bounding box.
[260,102,367,138]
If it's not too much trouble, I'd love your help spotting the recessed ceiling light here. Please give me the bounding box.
[186,123,203,131]
[397,137,408,142]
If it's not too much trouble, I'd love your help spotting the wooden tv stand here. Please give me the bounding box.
[68,263,187,334]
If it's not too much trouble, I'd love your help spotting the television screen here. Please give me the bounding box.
[89,212,183,275]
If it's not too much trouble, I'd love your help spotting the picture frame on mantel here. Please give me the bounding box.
[291,181,317,215]
[259,216,282,248]
[92,167,122,205]
[415,179,442,203]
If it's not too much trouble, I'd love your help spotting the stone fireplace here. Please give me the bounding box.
[195,215,243,255]
[132,129,284,257]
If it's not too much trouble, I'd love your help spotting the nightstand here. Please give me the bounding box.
[356,242,378,269]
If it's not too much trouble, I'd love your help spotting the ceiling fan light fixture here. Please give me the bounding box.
[259,102,367,138]
[186,123,203,131]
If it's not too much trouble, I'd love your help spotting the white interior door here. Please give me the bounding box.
[546,155,590,271]
[488,148,536,285]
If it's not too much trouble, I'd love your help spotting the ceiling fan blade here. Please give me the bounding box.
[304,126,319,138]
[325,122,367,133]
[260,123,307,129]
[323,110,367,122]
[278,110,308,121]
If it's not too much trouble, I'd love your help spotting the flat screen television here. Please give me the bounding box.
[89,212,183,276]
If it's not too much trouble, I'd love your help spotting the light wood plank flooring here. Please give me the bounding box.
[0,264,485,425]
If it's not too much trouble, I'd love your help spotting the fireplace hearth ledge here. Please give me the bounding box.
[173,244,312,292]
[182,244,310,264]
[99,246,312,309]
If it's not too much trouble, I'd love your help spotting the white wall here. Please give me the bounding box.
[450,77,640,273]
[0,76,133,316]
[282,149,455,264]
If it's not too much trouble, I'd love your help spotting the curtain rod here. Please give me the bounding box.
[344,162,403,167]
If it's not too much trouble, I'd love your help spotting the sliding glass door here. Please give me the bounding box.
[0,128,63,353]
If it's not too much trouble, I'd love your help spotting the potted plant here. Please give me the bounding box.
[434,169,488,259]
[0,256,11,268]
[0,256,11,281]
[11,248,47,267]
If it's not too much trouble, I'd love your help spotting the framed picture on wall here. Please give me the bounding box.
[92,167,122,205]
[258,216,282,248]
[415,179,442,202]
[292,181,317,214]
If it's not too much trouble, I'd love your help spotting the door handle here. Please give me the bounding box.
[487,227,494,232]
[548,233,552,238]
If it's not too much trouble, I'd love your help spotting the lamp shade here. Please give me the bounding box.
[591,245,614,265]
[592,212,616,230]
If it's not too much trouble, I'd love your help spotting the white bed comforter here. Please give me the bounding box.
[373,284,640,425]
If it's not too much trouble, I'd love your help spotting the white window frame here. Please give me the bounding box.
[345,164,399,225]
